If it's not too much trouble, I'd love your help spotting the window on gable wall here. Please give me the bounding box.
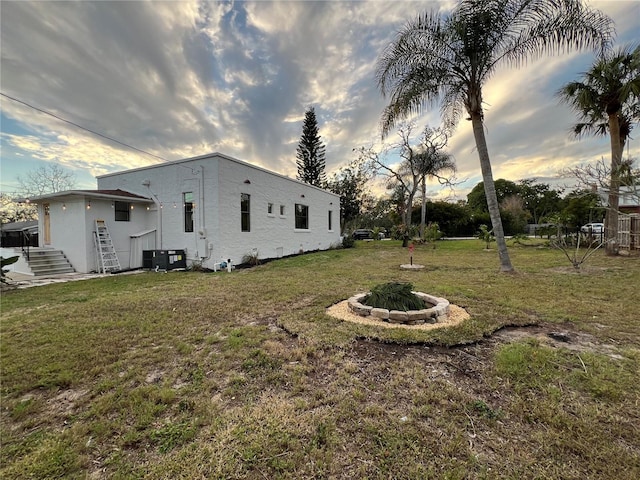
[241,193,250,232]
[114,201,130,222]
[328,210,333,231]
[268,203,273,215]
[280,205,285,216]
[295,203,309,229]
[184,192,194,232]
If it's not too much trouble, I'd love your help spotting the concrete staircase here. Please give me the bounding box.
[26,248,75,276]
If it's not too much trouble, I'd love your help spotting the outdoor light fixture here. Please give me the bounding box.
[130,204,134,210]
[111,202,114,208]
[62,203,66,211]
[87,201,91,210]
[173,202,177,208]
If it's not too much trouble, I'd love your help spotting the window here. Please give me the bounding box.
[268,203,274,215]
[241,193,250,232]
[115,201,130,222]
[280,205,285,216]
[328,210,333,231]
[184,192,194,232]
[295,204,309,229]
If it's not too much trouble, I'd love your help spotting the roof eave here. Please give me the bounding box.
[27,190,152,203]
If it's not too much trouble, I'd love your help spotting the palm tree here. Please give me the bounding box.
[376,0,613,272]
[558,45,640,255]
[413,126,456,238]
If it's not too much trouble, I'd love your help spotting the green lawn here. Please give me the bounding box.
[1,240,639,479]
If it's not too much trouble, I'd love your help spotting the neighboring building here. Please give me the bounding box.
[594,186,640,215]
[0,220,38,248]
[18,153,340,274]
[619,186,640,215]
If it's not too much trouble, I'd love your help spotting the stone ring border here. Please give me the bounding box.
[347,292,450,326]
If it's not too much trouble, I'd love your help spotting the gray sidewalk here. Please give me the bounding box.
[4,271,140,289]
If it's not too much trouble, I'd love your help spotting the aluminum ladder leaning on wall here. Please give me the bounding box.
[94,219,121,273]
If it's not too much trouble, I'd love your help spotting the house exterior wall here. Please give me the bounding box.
[216,158,339,264]
[36,196,154,273]
[94,202,155,270]
[97,159,217,262]
[40,198,92,272]
[97,153,341,270]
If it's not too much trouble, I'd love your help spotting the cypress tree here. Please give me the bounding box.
[296,107,327,187]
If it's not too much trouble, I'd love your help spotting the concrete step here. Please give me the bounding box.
[30,265,76,275]
[26,249,75,276]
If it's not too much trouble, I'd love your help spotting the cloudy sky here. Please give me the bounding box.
[1,0,638,201]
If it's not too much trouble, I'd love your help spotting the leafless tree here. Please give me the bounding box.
[355,123,422,229]
[17,164,76,197]
[562,157,639,214]
[355,123,456,244]
[415,126,455,238]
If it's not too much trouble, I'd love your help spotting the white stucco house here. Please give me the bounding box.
[20,153,341,274]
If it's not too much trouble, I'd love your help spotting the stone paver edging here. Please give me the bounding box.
[347,292,450,326]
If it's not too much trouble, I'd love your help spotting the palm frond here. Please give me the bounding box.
[376,10,468,137]
[493,0,613,70]
[558,43,640,142]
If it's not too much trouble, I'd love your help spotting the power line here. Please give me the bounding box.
[0,92,169,162]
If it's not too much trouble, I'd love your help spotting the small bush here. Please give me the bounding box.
[341,235,355,249]
[362,282,425,311]
[242,249,260,266]
[477,224,495,249]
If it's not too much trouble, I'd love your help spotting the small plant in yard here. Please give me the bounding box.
[188,259,207,272]
[362,282,425,311]
[341,235,355,248]
[423,222,442,247]
[510,233,531,246]
[477,224,495,249]
[390,223,418,246]
[551,234,606,270]
[242,249,260,266]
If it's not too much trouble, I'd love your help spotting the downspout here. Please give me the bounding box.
[200,165,205,234]
[200,165,209,260]
[143,183,163,250]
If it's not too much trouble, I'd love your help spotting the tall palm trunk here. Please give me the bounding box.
[605,113,622,255]
[470,113,514,272]
[420,178,427,238]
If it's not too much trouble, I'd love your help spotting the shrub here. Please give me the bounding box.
[362,282,425,311]
[341,235,355,249]
[477,224,495,249]
[242,249,260,266]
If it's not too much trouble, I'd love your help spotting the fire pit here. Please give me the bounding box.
[347,291,450,326]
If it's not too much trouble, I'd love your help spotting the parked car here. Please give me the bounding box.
[580,222,604,234]
[352,229,385,240]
